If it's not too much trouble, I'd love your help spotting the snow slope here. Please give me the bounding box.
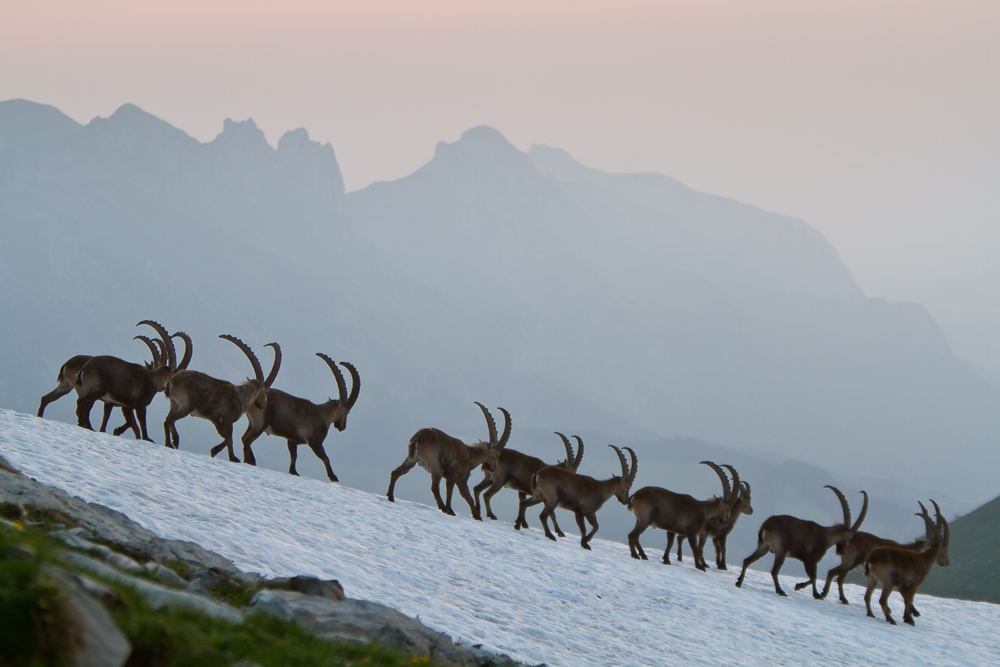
[1,409,996,667]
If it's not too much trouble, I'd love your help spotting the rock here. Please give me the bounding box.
[142,562,186,587]
[268,575,345,601]
[64,551,244,624]
[1,466,246,578]
[250,589,481,666]
[51,531,143,572]
[0,453,21,475]
[8,543,36,559]
[49,567,131,667]
[186,569,228,597]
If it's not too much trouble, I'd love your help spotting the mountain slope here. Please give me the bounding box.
[921,493,1000,603]
[1,410,997,667]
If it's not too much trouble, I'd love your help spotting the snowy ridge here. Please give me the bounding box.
[1,410,997,667]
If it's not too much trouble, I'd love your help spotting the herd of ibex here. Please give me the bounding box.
[38,320,950,627]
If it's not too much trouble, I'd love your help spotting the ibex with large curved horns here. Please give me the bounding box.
[163,336,279,461]
[864,500,950,626]
[676,465,753,570]
[627,461,732,570]
[821,492,933,605]
[386,403,510,520]
[240,353,360,482]
[736,485,864,597]
[474,432,584,532]
[73,321,187,442]
[526,445,637,550]
[38,334,165,437]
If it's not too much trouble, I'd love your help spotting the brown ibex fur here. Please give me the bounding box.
[677,467,753,571]
[38,334,166,436]
[864,500,950,626]
[163,336,279,461]
[736,485,863,597]
[386,403,510,520]
[73,321,184,442]
[627,461,732,570]
[241,353,360,482]
[527,445,637,550]
[474,432,584,533]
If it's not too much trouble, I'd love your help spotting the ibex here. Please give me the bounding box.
[864,500,950,626]
[677,465,753,570]
[37,334,168,436]
[241,353,360,482]
[526,445,637,550]
[387,403,510,520]
[627,461,732,570]
[163,336,279,461]
[473,432,584,532]
[73,321,188,442]
[736,485,864,597]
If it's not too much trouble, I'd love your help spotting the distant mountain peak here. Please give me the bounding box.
[214,117,272,152]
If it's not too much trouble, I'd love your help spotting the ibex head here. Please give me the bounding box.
[554,433,585,471]
[474,403,511,473]
[609,445,638,505]
[316,354,361,431]
[918,500,951,567]
[219,335,278,411]
[739,481,754,516]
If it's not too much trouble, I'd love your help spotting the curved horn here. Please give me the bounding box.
[138,320,175,370]
[495,407,511,449]
[219,335,263,381]
[572,436,584,470]
[824,485,851,527]
[916,501,937,543]
[700,461,731,500]
[171,332,193,371]
[317,354,348,403]
[133,335,161,366]
[609,445,628,479]
[741,480,751,499]
[474,402,498,448]
[624,447,638,483]
[721,464,741,503]
[341,362,361,409]
[851,491,869,533]
[555,432,574,464]
[930,499,949,547]
[263,342,281,387]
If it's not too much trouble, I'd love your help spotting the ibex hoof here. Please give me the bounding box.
[887,618,897,626]
[840,599,849,605]
[777,590,788,597]
[473,515,483,522]
[487,514,497,521]
[386,495,395,503]
[328,475,339,483]
[546,534,557,542]
[718,565,728,571]
[514,524,522,531]
[582,544,592,551]
[904,618,915,626]
[556,532,566,538]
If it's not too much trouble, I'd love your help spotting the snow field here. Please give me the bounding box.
[1,409,997,666]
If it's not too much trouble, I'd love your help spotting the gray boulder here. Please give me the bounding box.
[49,567,131,667]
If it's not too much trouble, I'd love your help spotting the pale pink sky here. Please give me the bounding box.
[2,1,999,367]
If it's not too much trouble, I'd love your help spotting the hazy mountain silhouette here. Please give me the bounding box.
[1,100,997,536]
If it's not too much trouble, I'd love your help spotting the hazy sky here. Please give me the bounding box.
[2,0,999,368]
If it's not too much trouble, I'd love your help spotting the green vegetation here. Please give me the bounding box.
[921,493,1000,604]
[0,522,439,667]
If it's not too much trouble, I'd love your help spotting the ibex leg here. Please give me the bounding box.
[581,513,599,549]
[901,583,916,626]
[769,552,789,596]
[660,532,675,564]
[795,560,822,598]
[112,409,139,438]
[878,585,896,625]
[864,573,878,617]
[714,534,728,570]
[627,519,650,560]
[443,479,457,515]
[479,479,503,520]
[286,441,300,475]
[386,458,416,502]
[735,542,770,589]
[516,495,544,530]
[240,422,266,466]
[538,500,559,541]
[472,477,493,518]
[209,422,239,462]
[99,403,114,432]
[550,512,566,538]
[429,474,452,514]
[575,512,591,550]
[456,477,480,520]
[38,383,73,418]
[675,535,684,562]
[307,440,338,482]
[163,404,191,449]
[76,396,97,431]
[690,530,707,571]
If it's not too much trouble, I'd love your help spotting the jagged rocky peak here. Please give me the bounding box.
[211,117,273,155]
[277,127,345,197]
